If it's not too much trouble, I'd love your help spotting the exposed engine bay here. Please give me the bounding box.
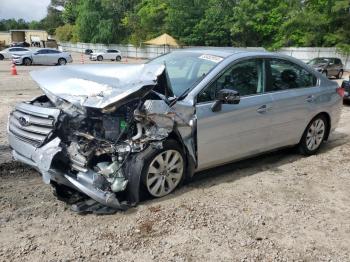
[7,64,196,214]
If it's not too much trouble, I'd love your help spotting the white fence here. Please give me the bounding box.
[59,42,350,69]
[59,42,176,59]
[278,47,350,69]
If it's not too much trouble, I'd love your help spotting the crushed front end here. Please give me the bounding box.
[7,64,196,213]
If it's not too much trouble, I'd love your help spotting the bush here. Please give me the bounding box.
[55,24,78,42]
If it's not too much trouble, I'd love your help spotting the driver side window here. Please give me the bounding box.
[197,59,264,103]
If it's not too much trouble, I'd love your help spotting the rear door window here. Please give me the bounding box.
[266,59,317,92]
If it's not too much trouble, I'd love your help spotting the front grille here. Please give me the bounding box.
[8,102,61,147]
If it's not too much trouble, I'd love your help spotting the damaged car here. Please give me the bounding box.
[7,49,343,213]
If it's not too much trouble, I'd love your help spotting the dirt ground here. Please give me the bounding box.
[0,53,350,262]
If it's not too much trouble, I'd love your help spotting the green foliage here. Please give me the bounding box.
[0,19,29,31]
[55,24,77,42]
[123,0,168,45]
[3,0,350,49]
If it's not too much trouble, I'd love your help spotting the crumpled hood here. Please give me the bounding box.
[30,64,166,109]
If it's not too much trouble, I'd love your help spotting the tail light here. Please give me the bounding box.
[336,86,345,97]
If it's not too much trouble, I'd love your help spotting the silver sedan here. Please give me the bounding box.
[12,48,73,66]
[7,49,343,212]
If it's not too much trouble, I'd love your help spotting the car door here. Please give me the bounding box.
[265,58,319,149]
[45,49,60,64]
[105,50,113,59]
[327,58,336,76]
[334,58,343,76]
[196,58,273,170]
[32,49,48,64]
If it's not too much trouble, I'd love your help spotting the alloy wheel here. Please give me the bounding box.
[306,118,325,151]
[146,149,184,197]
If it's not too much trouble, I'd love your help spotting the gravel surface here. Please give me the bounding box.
[0,55,350,261]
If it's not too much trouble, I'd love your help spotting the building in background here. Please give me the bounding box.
[0,30,49,47]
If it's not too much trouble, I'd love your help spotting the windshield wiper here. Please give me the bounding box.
[169,73,207,107]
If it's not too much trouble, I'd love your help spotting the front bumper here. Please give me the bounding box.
[7,102,126,210]
[12,58,22,65]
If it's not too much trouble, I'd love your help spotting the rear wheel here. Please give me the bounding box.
[23,57,32,66]
[141,140,185,198]
[298,115,327,155]
[97,55,103,61]
[58,58,67,65]
[116,56,121,62]
[337,70,343,79]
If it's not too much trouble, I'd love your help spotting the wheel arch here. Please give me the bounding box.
[23,56,32,64]
[310,112,331,141]
[167,130,196,180]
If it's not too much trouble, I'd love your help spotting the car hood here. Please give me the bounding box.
[30,64,170,109]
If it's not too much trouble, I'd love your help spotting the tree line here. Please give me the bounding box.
[1,0,349,52]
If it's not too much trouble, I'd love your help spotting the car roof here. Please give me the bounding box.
[171,47,269,58]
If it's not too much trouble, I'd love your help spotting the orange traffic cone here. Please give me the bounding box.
[11,62,17,76]
[80,53,84,64]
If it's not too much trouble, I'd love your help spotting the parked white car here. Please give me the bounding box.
[0,47,31,60]
[90,49,122,61]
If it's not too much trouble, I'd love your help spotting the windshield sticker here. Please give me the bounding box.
[199,54,223,63]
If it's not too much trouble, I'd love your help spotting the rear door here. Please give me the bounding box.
[196,58,273,170]
[106,50,114,59]
[265,58,319,149]
[32,49,48,64]
[45,49,61,64]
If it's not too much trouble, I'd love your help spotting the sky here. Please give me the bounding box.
[0,0,51,21]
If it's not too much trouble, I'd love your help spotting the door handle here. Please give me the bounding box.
[306,95,315,103]
[257,105,267,113]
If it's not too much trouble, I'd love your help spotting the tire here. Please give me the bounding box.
[141,140,185,198]
[58,58,67,65]
[298,115,328,155]
[23,57,32,66]
[0,54,4,60]
[97,55,103,61]
[116,56,121,62]
[336,70,343,79]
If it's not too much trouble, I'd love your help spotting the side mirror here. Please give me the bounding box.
[211,89,240,112]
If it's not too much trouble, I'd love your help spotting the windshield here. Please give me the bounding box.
[148,52,222,96]
[308,58,330,65]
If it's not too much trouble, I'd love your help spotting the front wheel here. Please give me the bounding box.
[58,58,67,65]
[142,140,185,198]
[116,56,121,62]
[23,58,32,66]
[0,54,4,60]
[97,55,103,61]
[298,116,327,155]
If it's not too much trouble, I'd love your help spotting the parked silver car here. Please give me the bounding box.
[7,49,342,213]
[0,47,30,60]
[12,48,73,66]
